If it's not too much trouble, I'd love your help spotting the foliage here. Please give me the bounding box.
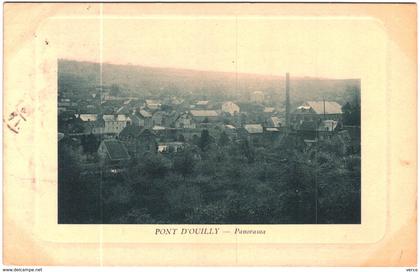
[218,131,230,146]
[81,133,100,154]
[342,102,361,126]
[140,153,168,178]
[198,129,212,151]
[59,129,361,224]
[173,149,196,177]
[58,143,102,223]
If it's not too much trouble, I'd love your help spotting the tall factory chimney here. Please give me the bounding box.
[285,72,290,129]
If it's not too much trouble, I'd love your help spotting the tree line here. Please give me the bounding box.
[59,128,360,224]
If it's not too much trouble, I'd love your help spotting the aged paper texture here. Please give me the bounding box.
[3,3,417,266]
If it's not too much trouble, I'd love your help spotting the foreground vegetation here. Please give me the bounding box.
[59,130,360,224]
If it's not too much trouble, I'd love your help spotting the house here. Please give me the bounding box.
[242,124,264,144]
[74,114,100,134]
[130,110,153,128]
[164,111,180,128]
[77,114,98,122]
[119,126,157,158]
[264,127,282,141]
[97,139,130,167]
[145,99,162,110]
[82,118,105,135]
[318,120,339,132]
[152,111,167,126]
[195,100,210,109]
[102,114,131,134]
[267,116,283,128]
[265,127,280,133]
[117,114,131,123]
[175,112,196,129]
[244,124,264,134]
[316,120,340,140]
[291,101,342,127]
[158,142,186,153]
[221,101,240,116]
[263,107,275,114]
[190,110,220,123]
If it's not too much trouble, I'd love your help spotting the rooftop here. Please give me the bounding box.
[244,124,263,134]
[196,100,209,105]
[117,114,130,122]
[270,116,282,127]
[78,114,97,122]
[119,125,147,138]
[145,99,161,105]
[297,101,342,115]
[152,125,166,131]
[190,110,219,117]
[117,105,131,114]
[102,139,130,161]
[263,107,275,113]
[225,124,236,129]
[103,115,116,122]
[139,110,152,118]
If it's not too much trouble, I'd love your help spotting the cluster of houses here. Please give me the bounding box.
[59,85,355,172]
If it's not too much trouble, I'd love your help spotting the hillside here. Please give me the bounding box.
[58,59,360,105]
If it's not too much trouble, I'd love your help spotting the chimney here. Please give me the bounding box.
[285,73,290,128]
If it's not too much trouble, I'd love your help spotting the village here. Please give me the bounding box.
[58,72,361,224]
[58,73,359,175]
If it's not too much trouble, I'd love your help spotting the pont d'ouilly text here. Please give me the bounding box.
[155,227,266,235]
[155,228,220,235]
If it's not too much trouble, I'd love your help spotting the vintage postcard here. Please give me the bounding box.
[3,3,417,266]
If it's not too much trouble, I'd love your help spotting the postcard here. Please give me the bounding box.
[3,3,417,266]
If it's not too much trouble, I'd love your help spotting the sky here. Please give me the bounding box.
[50,15,385,79]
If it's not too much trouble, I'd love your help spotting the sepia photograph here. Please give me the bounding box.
[57,19,361,225]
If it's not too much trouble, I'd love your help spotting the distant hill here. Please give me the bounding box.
[58,59,360,106]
